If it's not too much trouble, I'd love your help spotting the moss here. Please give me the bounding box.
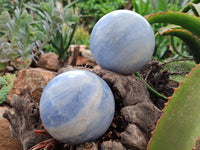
[0,74,15,104]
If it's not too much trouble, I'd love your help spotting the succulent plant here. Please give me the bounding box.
[147,64,200,150]
[146,1,200,63]
[0,73,15,104]
[26,0,79,61]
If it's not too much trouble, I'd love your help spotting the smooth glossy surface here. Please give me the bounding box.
[40,70,115,144]
[90,10,155,75]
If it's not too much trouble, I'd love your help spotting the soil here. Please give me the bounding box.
[0,106,23,150]
[139,59,179,109]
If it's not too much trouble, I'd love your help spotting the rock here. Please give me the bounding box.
[91,69,151,106]
[58,65,76,74]
[36,52,59,71]
[120,124,147,150]
[81,49,94,60]
[101,141,126,150]
[76,142,98,150]
[94,65,101,70]
[6,66,15,72]
[4,66,160,150]
[121,103,161,134]
[58,67,156,150]
[59,68,151,107]
[7,68,57,104]
[3,95,49,150]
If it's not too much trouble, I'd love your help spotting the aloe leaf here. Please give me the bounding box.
[170,36,192,59]
[64,0,81,9]
[144,0,151,14]
[23,3,46,19]
[146,11,200,38]
[181,0,200,12]
[159,28,200,63]
[147,64,200,150]
[191,3,200,16]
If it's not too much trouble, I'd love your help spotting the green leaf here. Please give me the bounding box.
[14,7,21,24]
[160,28,200,63]
[51,16,63,24]
[23,3,46,19]
[0,11,11,33]
[17,41,24,50]
[0,77,7,86]
[26,43,35,53]
[181,0,200,13]
[164,60,196,82]
[158,25,181,34]
[64,0,81,9]
[0,84,12,104]
[191,3,200,16]
[34,31,46,41]
[144,0,150,15]
[0,63,6,71]
[40,2,50,14]
[146,11,200,38]
[148,64,200,150]
[3,73,15,85]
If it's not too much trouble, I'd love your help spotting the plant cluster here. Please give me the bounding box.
[143,1,200,149]
[71,26,91,49]
[0,0,79,71]
[147,0,200,63]
[0,73,15,104]
[132,0,192,60]
[148,64,200,150]
[78,0,128,31]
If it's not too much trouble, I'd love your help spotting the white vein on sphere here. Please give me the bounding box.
[48,73,103,141]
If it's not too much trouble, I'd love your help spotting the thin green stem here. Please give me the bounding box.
[134,72,168,101]
[170,36,192,58]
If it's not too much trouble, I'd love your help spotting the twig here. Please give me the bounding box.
[144,67,152,81]
[70,45,80,66]
[168,71,189,75]
[161,58,194,67]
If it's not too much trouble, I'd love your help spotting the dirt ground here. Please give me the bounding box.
[0,106,23,150]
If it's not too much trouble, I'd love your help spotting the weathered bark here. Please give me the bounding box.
[3,95,49,150]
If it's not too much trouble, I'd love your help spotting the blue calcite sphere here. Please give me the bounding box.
[39,70,115,144]
[90,10,155,75]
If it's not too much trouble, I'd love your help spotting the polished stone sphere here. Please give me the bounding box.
[39,70,115,144]
[90,10,155,75]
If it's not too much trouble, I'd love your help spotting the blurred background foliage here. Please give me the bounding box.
[0,0,197,71]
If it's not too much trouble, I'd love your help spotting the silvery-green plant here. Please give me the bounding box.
[0,0,79,70]
[25,0,79,61]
